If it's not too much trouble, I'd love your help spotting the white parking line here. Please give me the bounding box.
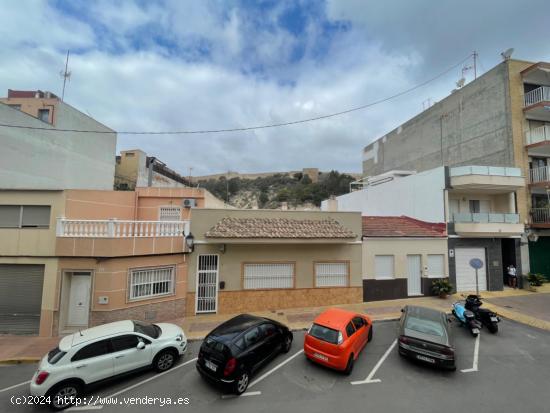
[221,391,262,399]
[0,380,31,394]
[351,339,397,385]
[461,334,480,373]
[247,349,304,391]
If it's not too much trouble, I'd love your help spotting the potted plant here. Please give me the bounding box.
[432,278,453,298]
[527,273,546,292]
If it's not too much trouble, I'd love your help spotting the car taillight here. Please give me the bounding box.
[35,371,49,385]
[224,357,237,377]
[398,335,410,344]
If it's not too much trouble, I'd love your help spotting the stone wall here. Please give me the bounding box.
[90,298,186,326]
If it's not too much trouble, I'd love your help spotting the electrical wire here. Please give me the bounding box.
[0,54,474,135]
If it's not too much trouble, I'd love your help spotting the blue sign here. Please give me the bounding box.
[469,258,484,269]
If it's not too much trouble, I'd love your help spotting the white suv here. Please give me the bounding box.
[30,320,187,410]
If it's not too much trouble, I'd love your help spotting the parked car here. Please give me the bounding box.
[397,305,456,370]
[196,314,293,395]
[304,308,373,374]
[30,320,187,410]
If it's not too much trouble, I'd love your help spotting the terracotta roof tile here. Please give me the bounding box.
[205,217,356,239]
[362,216,446,238]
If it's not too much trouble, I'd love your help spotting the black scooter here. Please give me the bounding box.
[464,295,500,334]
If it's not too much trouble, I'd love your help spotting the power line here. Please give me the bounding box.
[0,54,474,136]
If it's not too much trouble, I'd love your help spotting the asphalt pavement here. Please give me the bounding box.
[1,319,550,413]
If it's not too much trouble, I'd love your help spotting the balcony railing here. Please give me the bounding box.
[56,219,190,238]
[531,208,550,224]
[524,86,550,107]
[452,213,520,224]
[526,124,550,145]
[529,165,550,184]
[450,166,522,177]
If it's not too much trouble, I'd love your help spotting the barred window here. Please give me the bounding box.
[315,262,348,287]
[243,263,294,290]
[130,267,175,300]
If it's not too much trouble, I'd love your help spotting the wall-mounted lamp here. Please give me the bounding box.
[185,232,195,252]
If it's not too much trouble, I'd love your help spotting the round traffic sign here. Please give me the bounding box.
[469,258,484,269]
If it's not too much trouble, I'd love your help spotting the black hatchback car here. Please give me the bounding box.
[196,314,293,394]
[397,305,456,370]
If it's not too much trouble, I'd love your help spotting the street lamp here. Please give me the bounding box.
[185,232,195,253]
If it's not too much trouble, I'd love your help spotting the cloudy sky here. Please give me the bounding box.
[1,0,549,176]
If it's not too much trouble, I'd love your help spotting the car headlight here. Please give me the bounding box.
[176,334,184,342]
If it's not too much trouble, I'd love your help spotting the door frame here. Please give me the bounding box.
[61,270,93,329]
[195,254,220,314]
[406,254,422,296]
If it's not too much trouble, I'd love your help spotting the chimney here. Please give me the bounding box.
[326,195,338,212]
[281,202,288,211]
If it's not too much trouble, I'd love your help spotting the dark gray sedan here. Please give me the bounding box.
[397,305,456,370]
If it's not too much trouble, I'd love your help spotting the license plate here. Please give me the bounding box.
[490,317,498,322]
[416,355,435,364]
[472,328,480,334]
[313,353,328,362]
[204,359,217,372]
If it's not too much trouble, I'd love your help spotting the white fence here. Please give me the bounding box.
[529,166,550,184]
[450,165,522,177]
[526,124,550,145]
[452,213,520,224]
[57,218,190,238]
[524,86,550,107]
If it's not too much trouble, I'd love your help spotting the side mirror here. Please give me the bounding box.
[137,341,146,350]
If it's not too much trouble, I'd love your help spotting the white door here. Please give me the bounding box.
[111,335,152,375]
[407,255,422,296]
[196,255,219,313]
[67,272,91,326]
[455,248,487,292]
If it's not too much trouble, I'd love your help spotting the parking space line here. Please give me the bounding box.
[0,380,31,394]
[461,334,480,373]
[350,339,397,385]
[221,391,262,399]
[247,349,304,390]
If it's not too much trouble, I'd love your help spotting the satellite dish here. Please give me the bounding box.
[456,78,466,88]
[501,48,514,60]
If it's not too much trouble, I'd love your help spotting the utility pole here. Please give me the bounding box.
[60,50,71,101]
[473,51,478,80]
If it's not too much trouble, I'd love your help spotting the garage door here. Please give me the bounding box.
[0,264,44,334]
[455,248,487,292]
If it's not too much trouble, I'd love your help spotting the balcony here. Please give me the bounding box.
[56,219,190,257]
[529,165,550,186]
[525,124,550,157]
[449,166,525,192]
[524,86,550,121]
[451,212,523,237]
[531,208,550,228]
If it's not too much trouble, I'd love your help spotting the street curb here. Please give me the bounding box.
[0,357,40,365]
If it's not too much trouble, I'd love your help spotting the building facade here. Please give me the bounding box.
[361,59,550,278]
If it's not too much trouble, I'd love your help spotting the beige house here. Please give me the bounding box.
[362,216,448,301]
[186,209,363,315]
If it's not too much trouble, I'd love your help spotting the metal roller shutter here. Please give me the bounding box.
[455,248,487,292]
[0,264,44,334]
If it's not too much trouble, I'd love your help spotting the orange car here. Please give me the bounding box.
[304,308,373,374]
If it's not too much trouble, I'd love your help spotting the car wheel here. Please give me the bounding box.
[488,322,498,334]
[154,349,177,372]
[282,334,292,353]
[343,355,354,375]
[367,325,373,342]
[48,381,82,411]
[234,370,250,395]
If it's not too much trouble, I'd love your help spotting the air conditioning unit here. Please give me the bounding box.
[182,198,196,208]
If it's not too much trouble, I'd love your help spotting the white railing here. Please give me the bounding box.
[524,86,550,107]
[531,208,550,224]
[452,212,520,224]
[450,165,522,177]
[529,165,550,184]
[526,124,550,145]
[57,218,190,238]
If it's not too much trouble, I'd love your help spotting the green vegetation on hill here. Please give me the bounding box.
[197,171,355,209]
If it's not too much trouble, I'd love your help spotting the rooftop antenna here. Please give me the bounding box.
[501,48,514,61]
[60,50,72,101]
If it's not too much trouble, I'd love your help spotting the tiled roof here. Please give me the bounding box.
[362,216,446,238]
[205,217,356,239]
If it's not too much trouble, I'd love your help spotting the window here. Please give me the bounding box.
[129,267,175,300]
[260,323,278,337]
[427,254,445,278]
[38,108,50,122]
[309,324,339,345]
[345,322,356,338]
[315,262,348,287]
[469,200,490,213]
[375,255,394,279]
[243,263,294,289]
[72,340,112,362]
[47,347,66,364]
[133,321,161,338]
[352,316,365,330]
[111,335,139,352]
[159,206,181,221]
[244,327,262,347]
[0,205,50,228]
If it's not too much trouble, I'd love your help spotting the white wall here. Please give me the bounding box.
[0,102,116,190]
[322,167,446,222]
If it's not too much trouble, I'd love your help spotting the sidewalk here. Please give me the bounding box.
[2,285,549,364]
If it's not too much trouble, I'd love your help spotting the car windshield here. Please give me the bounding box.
[309,323,340,344]
[405,316,445,337]
[47,347,66,364]
[133,321,161,339]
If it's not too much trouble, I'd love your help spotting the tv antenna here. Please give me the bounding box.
[59,50,72,101]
